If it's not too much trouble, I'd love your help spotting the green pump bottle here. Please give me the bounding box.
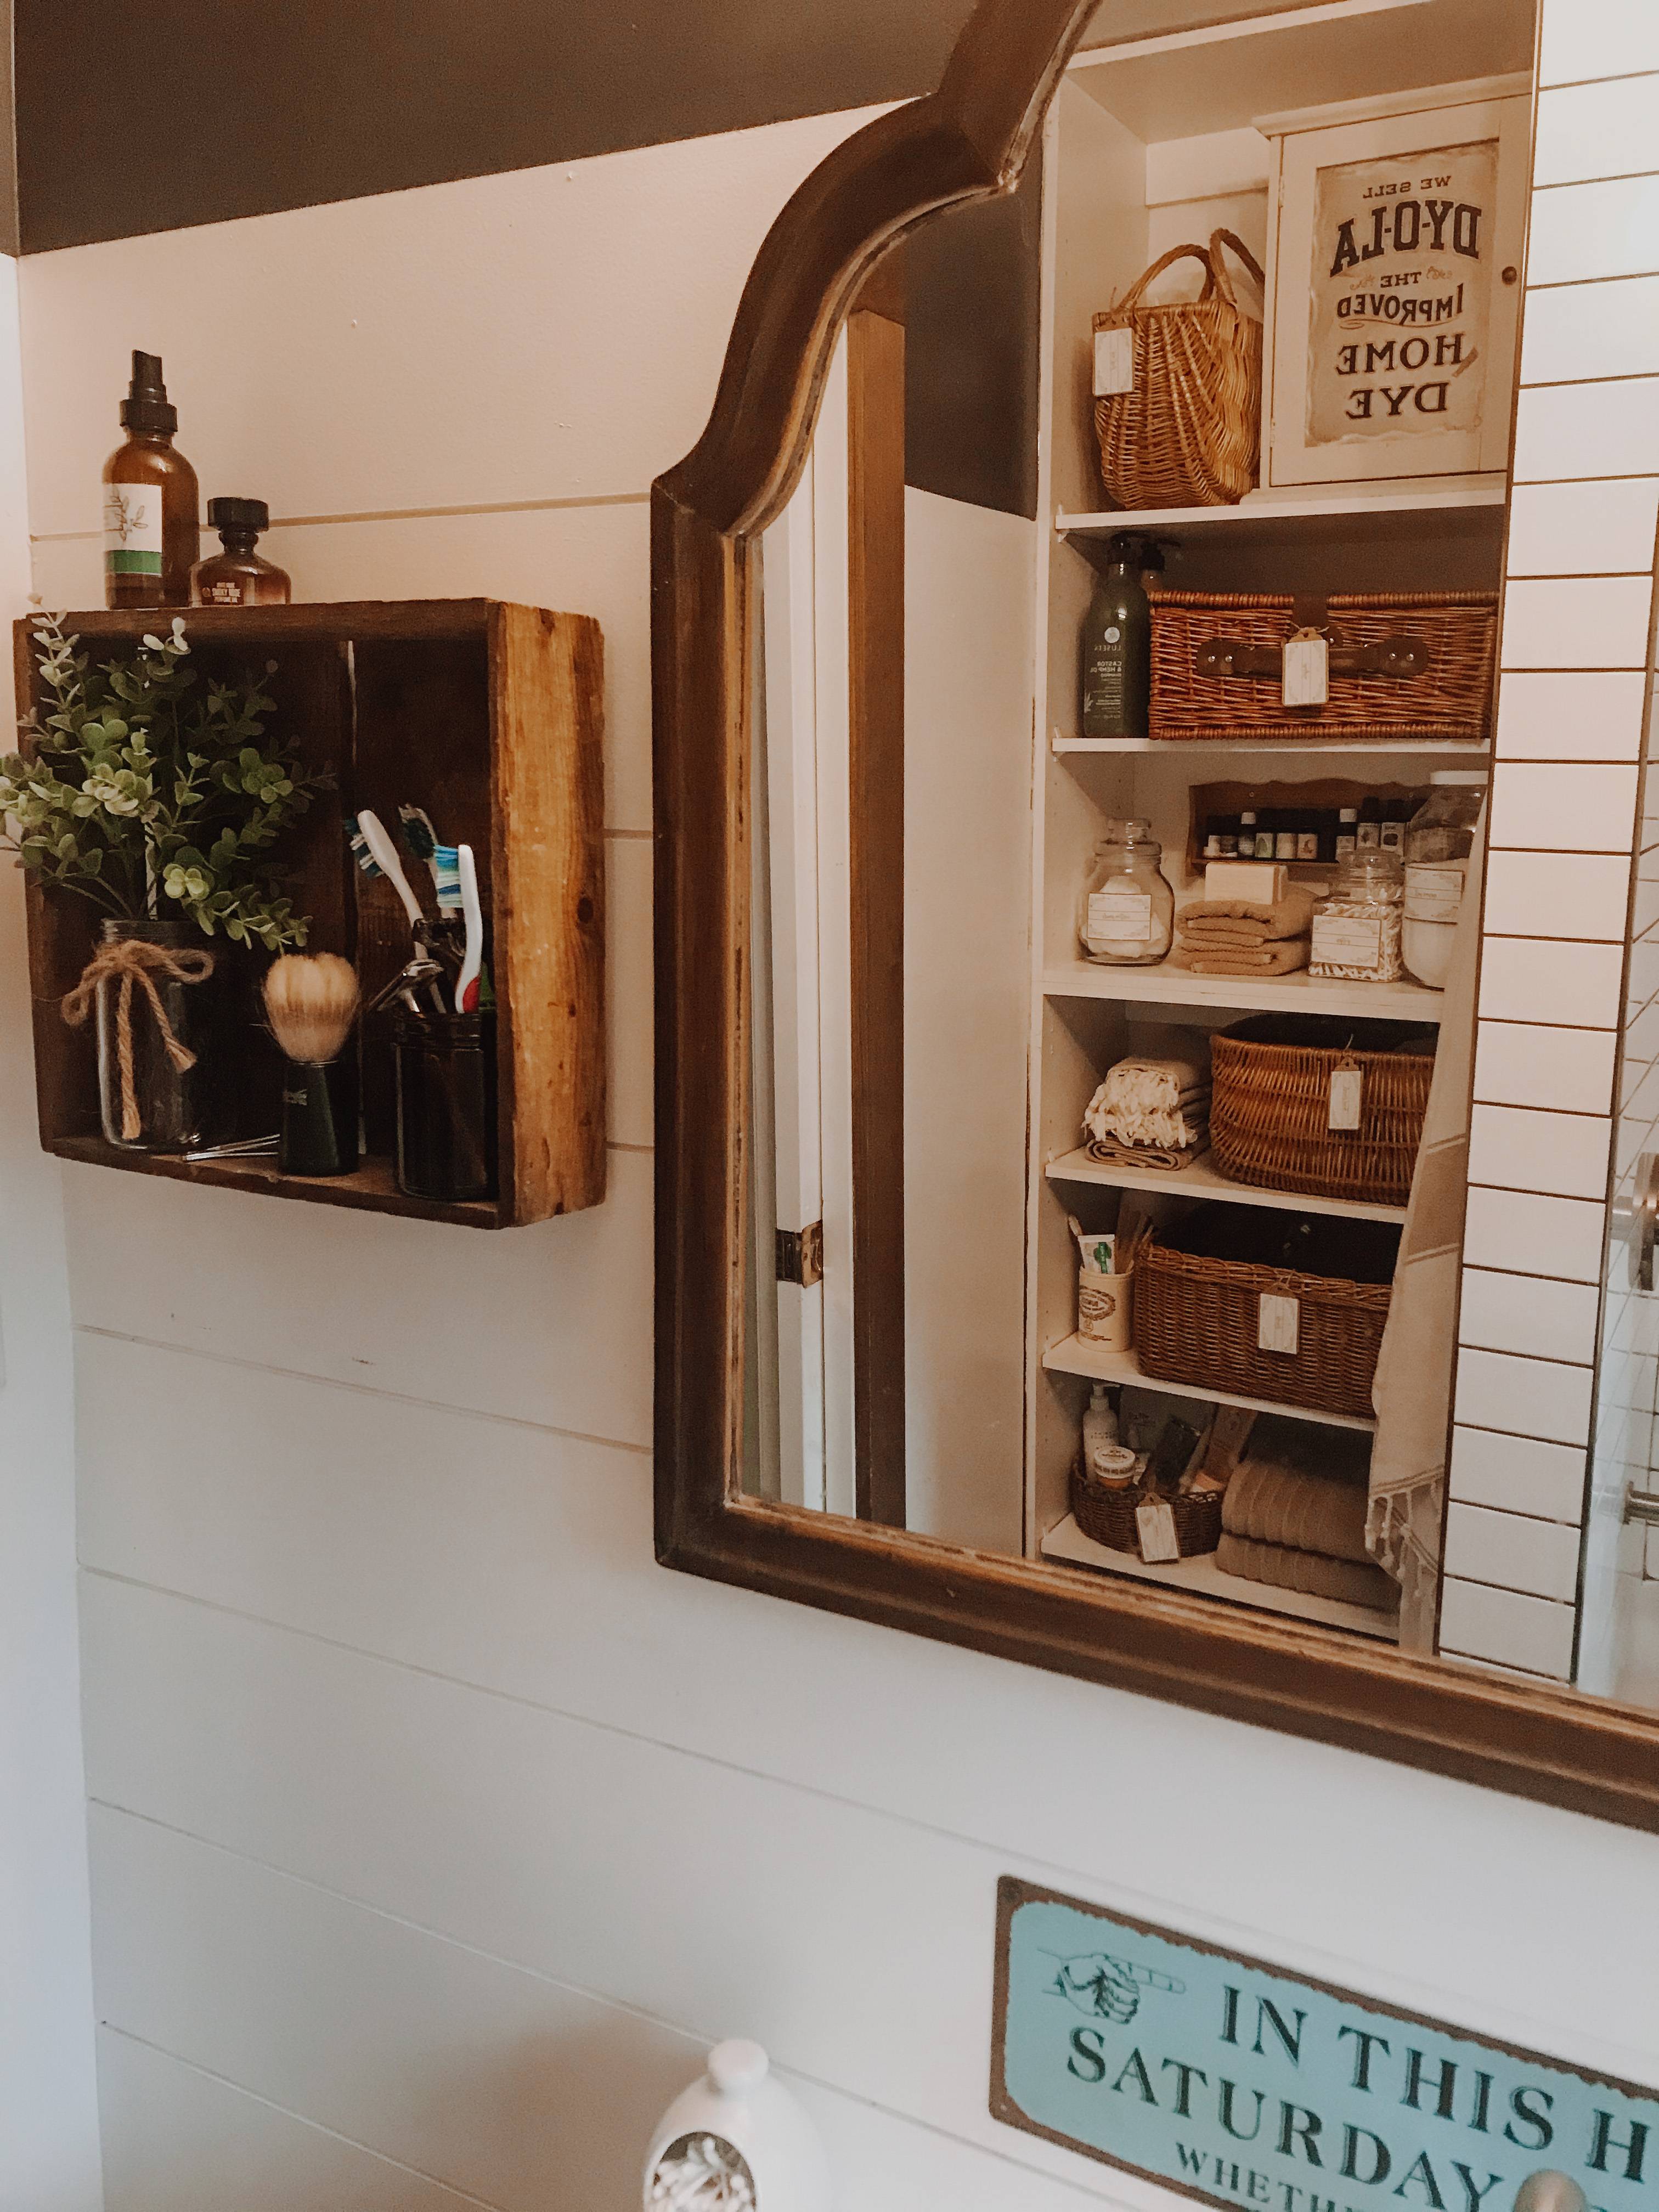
[1079,534,1153,740]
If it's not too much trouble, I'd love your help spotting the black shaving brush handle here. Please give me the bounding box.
[279,1056,359,1178]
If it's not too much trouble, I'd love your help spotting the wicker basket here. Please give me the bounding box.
[1210,1015,1437,1207]
[1149,589,1497,741]
[1092,230,1264,510]
[1134,1217,1396,1420]
[1071,1455,1223,1559]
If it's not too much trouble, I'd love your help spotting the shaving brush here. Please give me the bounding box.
[263,954,361,1178]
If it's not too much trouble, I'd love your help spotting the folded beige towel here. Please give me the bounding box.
[1167,939,1309,977]
[1223,1455,1373,1562]
[1085,1136,1205,1173]
[1216,1531,1401,1612]
[1178,890,1316,946]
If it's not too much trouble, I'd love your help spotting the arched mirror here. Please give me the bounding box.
[654,0,1659,1830]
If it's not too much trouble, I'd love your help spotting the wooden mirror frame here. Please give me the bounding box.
[651,0,1659,1833]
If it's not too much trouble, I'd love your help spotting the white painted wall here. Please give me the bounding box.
[13,87,1659,2212]
[0,251,104,2212]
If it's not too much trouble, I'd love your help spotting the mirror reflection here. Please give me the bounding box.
[744,0,1659,1713]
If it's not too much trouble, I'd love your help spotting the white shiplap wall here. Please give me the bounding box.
[15,66,1659,2212]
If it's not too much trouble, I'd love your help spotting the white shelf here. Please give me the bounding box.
[1057,480,1508,548]
[1053,734,1490,757]
[1041,1335,1377,1432]
[1044,1148,1406,1224]
[1044,958,1446,1024]
[1041,1514,1399,1641]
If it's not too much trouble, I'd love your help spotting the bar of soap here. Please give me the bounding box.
[1205,860,1288,902]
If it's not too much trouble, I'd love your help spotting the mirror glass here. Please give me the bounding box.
[741,0,1659,1718]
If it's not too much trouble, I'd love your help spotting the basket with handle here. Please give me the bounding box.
[1092,229,1265,511]
[1209,1015,1437,1207]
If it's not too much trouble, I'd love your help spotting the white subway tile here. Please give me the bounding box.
[1628,929,1659,1008]
[1468,1103,1613,1199]
[1483,850,1632,936]
[1499,580,1654,672]
[1533,78,1659,190]
[1494,670,1647,761]
[1477,937,1624,1027]
[1505,479,1659,577]
[1458,1266,1601,1364]
[1539,2,1659,86]
[1487,760,1639,849]
[1511,377,1659,480]
[1443,1501,1584,1602]
[1438,1578,1577,1678]
[1450,1424,1590,1521]
[1453,1346,1596,1444]
[1528,177,1659,287]
[1520,276,1659,386]
[1473,1021,1618,1115]
[1462,1187,1607,1282]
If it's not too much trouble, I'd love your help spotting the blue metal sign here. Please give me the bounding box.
[992,1880,1657,2212]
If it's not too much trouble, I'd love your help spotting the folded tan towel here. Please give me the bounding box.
[1178,890,1316,945]
[1216,1531,1401,1612]
[1085,1136,1205,1173]
[1167,939,1309,977]
[1223,1454,1373,1562]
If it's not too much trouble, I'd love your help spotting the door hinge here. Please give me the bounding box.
[776,1221,824,1288]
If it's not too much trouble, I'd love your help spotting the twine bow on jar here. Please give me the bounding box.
[60,936,215,1142]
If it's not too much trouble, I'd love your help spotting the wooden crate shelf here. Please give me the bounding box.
[16,600,605,1229]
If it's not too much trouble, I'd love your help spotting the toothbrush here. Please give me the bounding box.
[456,843,483,1013]
[346,809,426,934]
[397,805,464,915]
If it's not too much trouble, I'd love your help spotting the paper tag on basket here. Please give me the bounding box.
[1093,326,1135,397]
[1259,1292,1301,1356]
[1282,628,1330,708]
[1328,1062,1364,1132]
[1136,1498,1180,1563]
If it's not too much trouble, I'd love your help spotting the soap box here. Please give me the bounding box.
[1204,859,1288,902]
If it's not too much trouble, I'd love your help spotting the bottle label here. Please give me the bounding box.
[1312,912,1384,968]
[1404,862,1466,922]
[104,482,162,577]
[1087,889,1152,942]
[202,578,246,605]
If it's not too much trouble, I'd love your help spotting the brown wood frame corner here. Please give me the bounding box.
[648,0,1659,1832]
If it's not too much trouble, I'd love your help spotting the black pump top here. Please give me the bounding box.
[119,349,177,436]
[207,496,269,538]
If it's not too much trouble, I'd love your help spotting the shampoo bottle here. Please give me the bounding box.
[1079,533,1152,740]
[1082,1383,1124,1480]
[103,352,199,610]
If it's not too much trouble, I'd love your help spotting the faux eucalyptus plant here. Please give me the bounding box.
[0,613,326,950]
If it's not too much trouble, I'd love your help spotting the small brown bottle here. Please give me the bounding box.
[103,351,199,610]
[190,498,291,606]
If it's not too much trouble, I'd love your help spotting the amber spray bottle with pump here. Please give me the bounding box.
[103,352,199,610]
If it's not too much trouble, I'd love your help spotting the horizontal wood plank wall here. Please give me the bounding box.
[19,93,1659,2212]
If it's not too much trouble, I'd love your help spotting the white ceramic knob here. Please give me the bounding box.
[643,2038,832,2210]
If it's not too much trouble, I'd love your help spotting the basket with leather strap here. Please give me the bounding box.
[1092,229,1264,510]
[1071,1455,1223,1559]
[1133,1216,1397,1420]
[1148,588,1498,741]
[1210,1015,1437,1207]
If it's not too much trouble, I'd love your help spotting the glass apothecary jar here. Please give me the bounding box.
[1309,849,1404,983]
[1078,817,1175,966]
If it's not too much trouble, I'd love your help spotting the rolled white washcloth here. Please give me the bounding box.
[1086,1054,1211,1150]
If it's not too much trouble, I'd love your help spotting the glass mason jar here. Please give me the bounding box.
[93,917,251,1151]
[1309,850,1404,983]
[1077,817,1175,966]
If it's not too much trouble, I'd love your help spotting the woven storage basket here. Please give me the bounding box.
[1149,589,1497,741]
[1071,1456,1223,1559]
[1092,230,1264,510]
[1134,1217,1396,1420]
[1210,1015,1437,1207]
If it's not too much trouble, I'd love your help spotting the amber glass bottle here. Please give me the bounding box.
[190,498,292,606]
[103,352,199,610]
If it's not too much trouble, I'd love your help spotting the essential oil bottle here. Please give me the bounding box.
[103,351,199,610]
[190,498,292,607]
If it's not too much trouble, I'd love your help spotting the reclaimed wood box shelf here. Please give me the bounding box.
[14,600,605,1228]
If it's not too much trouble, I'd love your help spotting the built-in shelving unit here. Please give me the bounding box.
[1041,1336,1378,1433]
[1043,960,1446,1023]
[1053,735,1492,757]
[1043,1147,1406,1224]
[1057,479,1508,548]
[1040,1514,1398,1639]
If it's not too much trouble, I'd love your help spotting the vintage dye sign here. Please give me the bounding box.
[991,1881,1658,2212]
[1305,138,1497,449]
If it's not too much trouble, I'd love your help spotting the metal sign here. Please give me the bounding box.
[991,1880,1657,2212]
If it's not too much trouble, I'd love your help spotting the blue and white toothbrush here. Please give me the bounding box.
[397,805,463,916]
[347,809,448,1009]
